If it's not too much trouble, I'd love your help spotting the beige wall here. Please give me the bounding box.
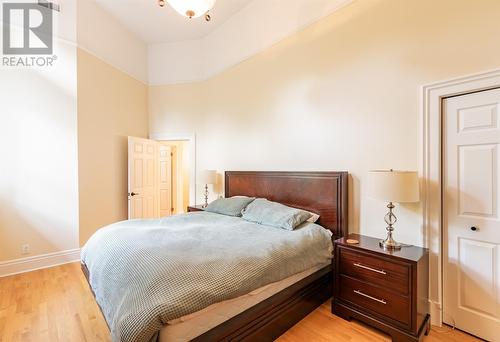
[78,49,149,246]
[0,1,149,264]
[0,42,79,262]
[150,0,500,247]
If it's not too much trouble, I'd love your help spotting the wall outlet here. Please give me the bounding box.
[22,244,30,255]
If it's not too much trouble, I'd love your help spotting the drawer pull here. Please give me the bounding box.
[353,262,387,275]
[354,290,387,304]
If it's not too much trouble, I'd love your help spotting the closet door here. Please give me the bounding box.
[443,89,500,340]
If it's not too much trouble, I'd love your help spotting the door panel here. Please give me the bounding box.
[458,103,497,132]
[458,238,499,318]
[443,89,500,341]
[128,137,159,219]
[134,159,143,187]
[458,144,497,217]
[158,145,172,217]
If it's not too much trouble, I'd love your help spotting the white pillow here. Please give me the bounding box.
[306,211,320,223]
[241,199,312,230]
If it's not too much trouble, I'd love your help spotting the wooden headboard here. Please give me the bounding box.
[225,171,348,238]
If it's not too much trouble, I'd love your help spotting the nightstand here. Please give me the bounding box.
[333,234,430,342]
[187,205,205,212]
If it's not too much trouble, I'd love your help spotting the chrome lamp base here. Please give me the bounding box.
[379,202,402,251]
[379,236,402,250]
[202,184,209,208]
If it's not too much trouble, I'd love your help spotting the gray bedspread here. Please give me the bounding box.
[81,212,333,342]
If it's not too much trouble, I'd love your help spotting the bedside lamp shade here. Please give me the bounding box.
[199,170,216,185]
[368,170,420,250]
[368,170,419,203]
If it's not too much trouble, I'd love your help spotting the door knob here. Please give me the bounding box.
[129,192,139,197]
[470,226,478,232]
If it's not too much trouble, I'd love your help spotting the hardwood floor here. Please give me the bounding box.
[278,305,479,342]
[0,263,480,342]
[0,263,110,342]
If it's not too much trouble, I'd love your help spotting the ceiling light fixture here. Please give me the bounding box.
[158,0,216,22]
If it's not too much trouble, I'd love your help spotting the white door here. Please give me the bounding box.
[158,144,172,217]
[128,137,159,219]
[443,88,500,341]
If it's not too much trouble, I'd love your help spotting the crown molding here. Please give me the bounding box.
[148,0,355,86]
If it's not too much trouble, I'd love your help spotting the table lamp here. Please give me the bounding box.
[199,170,217,208]
[367,170,420,250]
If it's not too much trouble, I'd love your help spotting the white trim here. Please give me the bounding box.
[0,248,81,278]
[420,67,500,327]
[150,133,197,206]
[147,0,354,86]
[429,300,442,326]
[77,46,148,85]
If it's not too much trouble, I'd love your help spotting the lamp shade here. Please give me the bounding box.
[368,170,420,203]
[199,170,217,185]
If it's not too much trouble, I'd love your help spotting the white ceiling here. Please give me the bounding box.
[92,0,252,44]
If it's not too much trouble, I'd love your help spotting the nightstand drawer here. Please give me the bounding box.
[339,275,410,328]
[339,248,409,295]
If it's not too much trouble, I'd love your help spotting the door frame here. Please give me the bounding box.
[420,68,500,327]
[150,133,197,208]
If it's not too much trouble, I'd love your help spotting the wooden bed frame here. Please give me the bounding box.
[82,171,348,341]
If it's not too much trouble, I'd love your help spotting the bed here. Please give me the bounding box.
[81,171,348,342]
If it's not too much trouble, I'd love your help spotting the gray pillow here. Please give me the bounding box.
[205,196,255,217]
[241,198,312,230]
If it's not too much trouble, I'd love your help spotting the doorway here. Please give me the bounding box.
[442,88,500,341]
[159,140,190,214]
[127,136,192,219]
[421,69,500,330]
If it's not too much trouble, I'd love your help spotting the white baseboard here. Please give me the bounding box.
[0,248,81,277]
